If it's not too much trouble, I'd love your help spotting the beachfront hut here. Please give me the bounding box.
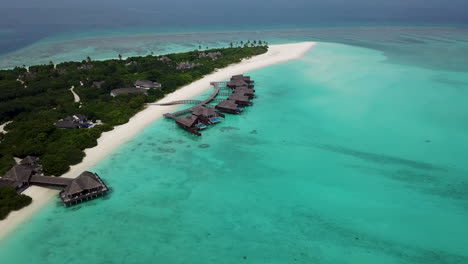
[59,171,109,206]
[54,115,89,129]
[134,80,162,89]
[0,178,18,189]
[20,156,39,166]
[3,165,34,191]
[215,100,243,114]
[191,106,225,124]
[175,114,206,136]
[110,88,148,97]
[228,94,253,107]
[92,81,105,88]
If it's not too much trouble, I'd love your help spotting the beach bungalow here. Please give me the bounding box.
[2,165,34,192]
[158,56,172,62]
[110,87,148,97]
[176,61,200,70]
[228,94,253,107]
[134,80,162,89]
[198,51,222,60]
[78,64,93,70]
[215,100,243,114]
[59,171,109,206]
[54,115,89,129]
[92,81,105,88]
[191,106,225,124]
[175,114,206,136]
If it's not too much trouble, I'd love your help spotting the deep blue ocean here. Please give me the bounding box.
[1,2,468,263]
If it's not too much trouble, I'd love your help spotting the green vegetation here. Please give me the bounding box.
[0,44,268,176]
[0,187,32,220]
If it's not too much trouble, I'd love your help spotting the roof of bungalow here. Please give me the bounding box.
[216,100,239,110]
[135,80,162,89]
[54,120,80,129]
[73,114,87,121]
[3,165,33,184]
[110,88,148,96]
[191,106,219,117]
[92,81,105,88]
[61,171,105,197]
[231,74,251,81]
[228,93,250,102]
[20,156,39,165]
[234,87,255,94]
[0,178,18,188]
[228,79,249,87]
[175,114,200,127]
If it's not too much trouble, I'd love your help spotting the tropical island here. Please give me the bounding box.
[0,41,269,219]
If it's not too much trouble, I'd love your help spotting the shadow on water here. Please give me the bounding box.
[312,143,447,172]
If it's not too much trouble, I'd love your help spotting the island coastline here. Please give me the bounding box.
[0,41,316,241]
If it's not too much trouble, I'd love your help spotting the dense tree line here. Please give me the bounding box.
[0,187,32,220]
[0,44,268,176]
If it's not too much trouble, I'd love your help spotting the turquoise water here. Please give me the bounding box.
[1,41,468,263]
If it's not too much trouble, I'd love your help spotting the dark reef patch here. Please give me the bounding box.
[198,144,210,149]
[220,126,239,132]
[157,147,176,153]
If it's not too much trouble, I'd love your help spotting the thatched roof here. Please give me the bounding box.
[20,156,39,166]
[0,178,18,188]
[228,94,250,102]
[62,171,103,196]
[3,165,33,183]
[175,114,199,127]
[135,80,161,89]
[227,79,248,87]
[191,106,218,117]
[110,88,147,97]
[55,120,80,129]
[216,100,239,110]
[92,81,105,88]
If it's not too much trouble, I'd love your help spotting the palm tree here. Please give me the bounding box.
[229,42,233,48]
[86,56,91,63]
[240,40,244,46]
[199,45,202,50]
[253,40,257,45]
[151,51,154,56]
[118,54,122,60]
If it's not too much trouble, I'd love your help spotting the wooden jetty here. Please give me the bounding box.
[155,74,255,135]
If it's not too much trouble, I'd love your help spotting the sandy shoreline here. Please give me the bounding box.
[0,41,316,240]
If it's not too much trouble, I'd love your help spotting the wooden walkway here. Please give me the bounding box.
[30,175,73,188]
[162,82,223,119]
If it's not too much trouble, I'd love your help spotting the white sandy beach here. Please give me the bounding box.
[0,41,316,240]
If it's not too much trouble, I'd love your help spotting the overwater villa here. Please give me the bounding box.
[233,87,255,99]
[0,156,109,206]
[215,99,243,114]
[54,114,89,129]
[227,74,254,89]
[191,106,225,124]
[161,74,255,135]
[228,93,253,106]
[231,74,254,84]
[59,171,109,206]
[175,114,206,136]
